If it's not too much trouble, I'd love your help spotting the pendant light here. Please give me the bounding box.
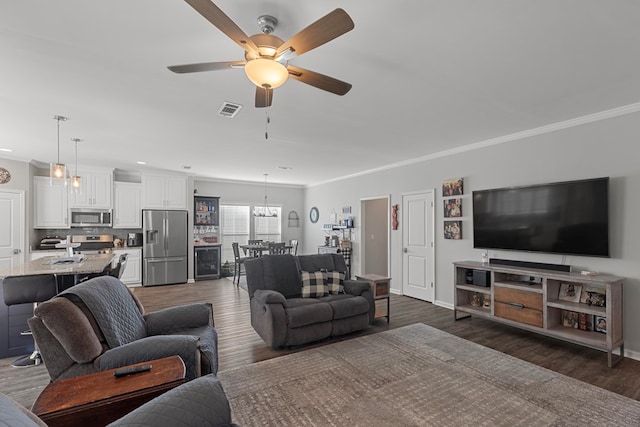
[70,138,82,190]
[49,115,68,184]
[254,174,277,217]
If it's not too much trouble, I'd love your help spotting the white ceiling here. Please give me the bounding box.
[2,1,640,186]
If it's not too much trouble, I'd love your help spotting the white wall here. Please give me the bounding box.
[303,110,640,358]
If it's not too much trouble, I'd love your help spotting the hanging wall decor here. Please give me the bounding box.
[392,204,399,230]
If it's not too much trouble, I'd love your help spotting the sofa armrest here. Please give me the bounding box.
[343,280,370,296]
[108,374,237,427]
[145,303,213,335]
[96,335,201,380]
[253,289,286,305]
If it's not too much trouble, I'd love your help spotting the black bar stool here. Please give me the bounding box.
[2,274,58,367]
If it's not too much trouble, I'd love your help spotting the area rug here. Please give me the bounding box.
[218,323,640,426]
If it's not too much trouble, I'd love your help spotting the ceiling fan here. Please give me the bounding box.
[168,0,354,108]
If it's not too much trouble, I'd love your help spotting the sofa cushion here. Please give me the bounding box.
[297,254,336,273]
[285,298,333,328]
[324,271,345,294]
[320,295,370,320]
[34,297,103,363]
[300,271,327,297]
[262,255,302,298]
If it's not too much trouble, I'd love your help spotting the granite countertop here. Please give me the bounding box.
[0,253,116,278]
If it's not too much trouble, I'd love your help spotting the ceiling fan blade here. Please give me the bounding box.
[168,61,245,74]
[287,65,352,96]
[275,9,354,58]
[255,86,274,108]
[184,0,259,55]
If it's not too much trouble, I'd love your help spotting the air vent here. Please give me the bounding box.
[218,102,243,118]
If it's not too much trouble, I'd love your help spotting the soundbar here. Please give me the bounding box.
[489,258,571,272]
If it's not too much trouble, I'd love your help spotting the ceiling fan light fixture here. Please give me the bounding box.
[244,58,288,89]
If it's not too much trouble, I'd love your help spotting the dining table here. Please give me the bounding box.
[239,243,292,257]
[0,253,117,284]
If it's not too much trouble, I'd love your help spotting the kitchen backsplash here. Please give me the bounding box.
[31,227,142,251]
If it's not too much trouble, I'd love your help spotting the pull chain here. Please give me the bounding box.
[265,107,270,140]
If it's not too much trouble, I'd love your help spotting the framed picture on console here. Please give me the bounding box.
[558,283,582,303]
[594,316,607,333]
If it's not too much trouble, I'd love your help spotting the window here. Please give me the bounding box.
[220,205,250,263]
[254,207,282,242]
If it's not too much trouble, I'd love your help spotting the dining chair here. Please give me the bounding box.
[289,239,299,255]
[109,253,129,279]
[1,274,58,367]
[232,242,252,285]
[268,242,287,255]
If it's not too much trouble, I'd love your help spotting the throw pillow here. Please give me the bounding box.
[300,271,327,298]
[324,271,345,294]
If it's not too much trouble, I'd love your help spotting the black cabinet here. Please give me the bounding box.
[194,196,219,226]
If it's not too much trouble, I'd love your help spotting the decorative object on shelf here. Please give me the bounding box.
[442,177,464,196]
[594,316,607,333]
[444,198,462,218]
[309,206,319,223]
[287,210,300,228]
[561,310,579,328]
[444,220,462,239]
[70,138,82,190]
[470,293,481,307]
[50,115,69,184]
[392,204,399,230]
[483,294,491,308]
[0,167,11,184]
[580,286,606,307]
[558,283,582,303]
[253,174,276,217]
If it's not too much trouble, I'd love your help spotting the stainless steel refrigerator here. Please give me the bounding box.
[143,210,188,286]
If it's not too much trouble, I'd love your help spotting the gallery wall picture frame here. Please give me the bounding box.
[444,220,462,240]
[442,178,464,196]
[444,198,462,218]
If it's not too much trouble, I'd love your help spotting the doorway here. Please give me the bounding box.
[402,190,435,302]
[360,196,389,277]
[0,190,25,270]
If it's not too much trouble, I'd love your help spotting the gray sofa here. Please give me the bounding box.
[245,253,374,348]
[28,275,218,382]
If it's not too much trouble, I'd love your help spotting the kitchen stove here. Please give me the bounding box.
[70,234,114,254]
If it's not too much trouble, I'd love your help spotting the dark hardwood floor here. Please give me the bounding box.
[131,278,640,401]
[3,277,640,409]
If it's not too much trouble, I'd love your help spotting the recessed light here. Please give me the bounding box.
[278,166,293,170]
[183,165,192,170]
[0,148,13,152]
[136,161,146,165]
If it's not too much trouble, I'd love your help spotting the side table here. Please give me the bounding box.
[32,356,186,427]
[356,274,391,321]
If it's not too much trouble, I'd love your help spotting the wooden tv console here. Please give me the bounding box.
[453,261,624,367]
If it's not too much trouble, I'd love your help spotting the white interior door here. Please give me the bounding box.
[402,191,435,302]
[0,190,25,270]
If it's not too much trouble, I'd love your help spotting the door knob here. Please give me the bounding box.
[13,249,21,254]
[403,248,408,253]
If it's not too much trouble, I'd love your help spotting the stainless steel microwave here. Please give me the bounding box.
[70,209,112,227]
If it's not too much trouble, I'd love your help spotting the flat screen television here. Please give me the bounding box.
[472,177,609,257]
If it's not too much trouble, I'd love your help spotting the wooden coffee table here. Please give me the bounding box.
[32,356,186,427]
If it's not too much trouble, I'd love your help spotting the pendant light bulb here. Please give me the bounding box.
[70,137,82,191]
[50,115,69,185]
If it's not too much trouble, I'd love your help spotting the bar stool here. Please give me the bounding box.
[2,274,58,367]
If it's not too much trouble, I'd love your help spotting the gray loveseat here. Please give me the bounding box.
[245,253,374,348]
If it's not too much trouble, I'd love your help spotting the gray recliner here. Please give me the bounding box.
[245,254,374,349]
[0,374,239,427]
[28,275,218,382]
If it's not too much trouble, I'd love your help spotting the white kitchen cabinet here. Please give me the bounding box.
[113,248,142,285]
[34,176,70,229]
[69,167,113,209]
[113,182,142,228]
[142,173,187,210]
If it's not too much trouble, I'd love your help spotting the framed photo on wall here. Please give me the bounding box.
[442,178,464,196]
[444,198,462,218]
[444,220,462,240]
